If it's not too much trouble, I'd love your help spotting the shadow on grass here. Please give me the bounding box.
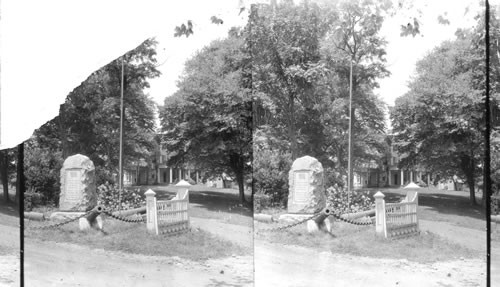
[130,185,253,226]
[0,199,20,219]
[364,188,485,222]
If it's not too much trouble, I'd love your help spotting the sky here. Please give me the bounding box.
[146,0,483,109]
[0,0,495,148]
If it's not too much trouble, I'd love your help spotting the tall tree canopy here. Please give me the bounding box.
[390,8,500,204]
[249,0,390,197]
[25,39,160,203]
[160,30,252,204]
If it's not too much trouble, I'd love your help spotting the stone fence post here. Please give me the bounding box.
[374,191,386,237]
[145,189,158,235]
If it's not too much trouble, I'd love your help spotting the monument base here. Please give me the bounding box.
[279,213,332,233]
[278,213,315,223]
[79,215,104,231]
[50,211,86,221]
[306,218,332,233]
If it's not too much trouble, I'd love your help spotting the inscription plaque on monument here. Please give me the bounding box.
[293,171,310,204]
[64,169,83,203]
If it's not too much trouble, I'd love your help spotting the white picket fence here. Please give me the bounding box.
[375,191,419,239]
[145,181,191,235]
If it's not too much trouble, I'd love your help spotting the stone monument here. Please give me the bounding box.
[280,156,331,233]
[287,155,326,213]
[58,154,97,211]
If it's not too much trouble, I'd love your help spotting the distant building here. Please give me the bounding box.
[353,141,433,189]
[123,140,202,186]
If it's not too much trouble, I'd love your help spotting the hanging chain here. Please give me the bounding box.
[26,210,94,230]
[102,209,146,223]
[330,211,374,226]
[257,212,322,232]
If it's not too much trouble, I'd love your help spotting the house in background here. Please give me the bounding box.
[123,140,203,186]
[353,142,433,189]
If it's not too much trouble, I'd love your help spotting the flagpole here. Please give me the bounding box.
[347,57,353,202]
[118,57,124,207]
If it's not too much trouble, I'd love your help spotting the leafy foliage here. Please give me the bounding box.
[0,147,17,202]
[25,39,160,204]
[249,0,390,200]
[24,139,63,205]
[97,183,144,211]
[390,9,500,204]
[160,31,252,204]
[174,20,194,37]
[253,131,292,207]
[326,185,373,214]
[253,193,272,213]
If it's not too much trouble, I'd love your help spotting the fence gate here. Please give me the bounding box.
[145,181,191,235]
[375,191,419,239]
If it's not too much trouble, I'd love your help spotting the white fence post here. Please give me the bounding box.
[145,189,158,235]
[374,191,386,237]
[175,180,191,227]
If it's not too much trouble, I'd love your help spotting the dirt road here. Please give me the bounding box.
[24,239,253,287]
[0,204,20,287]
[23,215,254,287]
[255,239,485,287]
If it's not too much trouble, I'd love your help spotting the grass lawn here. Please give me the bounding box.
[256,221,477,263]
[25,184,252,261]
[258,187,486,262]
[25,217,249,261]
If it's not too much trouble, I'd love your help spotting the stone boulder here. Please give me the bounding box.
[59,154,97,211]
[287,156,326,213]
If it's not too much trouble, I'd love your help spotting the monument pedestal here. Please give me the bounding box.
[279,213,332,233]
[50,211,86,221]
[79,215,104,231]
[279,213,315,223]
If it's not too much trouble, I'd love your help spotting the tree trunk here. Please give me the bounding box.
[0,150,9,202]
[235,171,247,205]
[466,174,476,205]
[229,153,249,206]
[460,155,476,205]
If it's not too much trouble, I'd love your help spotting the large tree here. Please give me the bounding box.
[0,148,16,203]
[247,0,332,160]
[25,39,160,201]
[160,30,252,205]
[318,0,390,187]
[249,0,390,193]
[390,35,485,205]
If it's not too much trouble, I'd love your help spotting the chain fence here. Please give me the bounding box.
[102,209,146,223]
[158,221,191,235]
[25,205,147,230]
[330,211,374,226]
[26,209,94,230]
[257,212,322,232]
[257,207,374,233]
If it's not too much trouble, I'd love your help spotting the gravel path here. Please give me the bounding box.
[255,239,485,287]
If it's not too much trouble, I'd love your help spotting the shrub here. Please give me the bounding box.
[253,193,272,213]
[24,191,40,211]
[324,167,345,189]
[253,147,292,208]
[24,143,63,206]
[97,183,145,211]
[96,168,116,186]
[326,184,374,214]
